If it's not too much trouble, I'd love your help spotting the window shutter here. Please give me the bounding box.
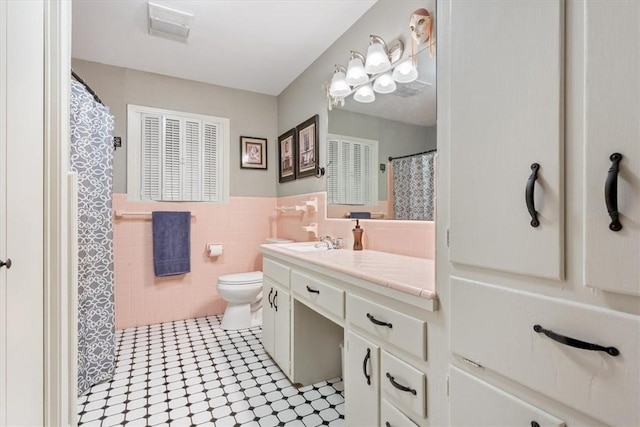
[141,114,162,200]
[163,117,181,201]
[183,119,202,201]
[327,138,339,204]
[340,140,351,204]
[352,143,363,204]
[362,144,372,205]
[203,122,219,201]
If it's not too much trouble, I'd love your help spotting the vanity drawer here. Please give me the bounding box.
[451,277,640,427]
[381,399,419,427]
[450,367,565,426]
[263,258,290,288]
[347,294,426,360]
[380,350,426,419]
[291,270,344,319]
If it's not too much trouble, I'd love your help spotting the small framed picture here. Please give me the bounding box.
[240,136,267,170]
[296,115,319,179]
[278,129,296,182]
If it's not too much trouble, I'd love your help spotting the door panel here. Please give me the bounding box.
[345,331,379,427]
[449,0,564,280]
[0,0,45,424]
[261,280,275,358]
[273,288,290,375]
[584,1,640,296]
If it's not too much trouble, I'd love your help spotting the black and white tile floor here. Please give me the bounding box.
[77,316,345,427]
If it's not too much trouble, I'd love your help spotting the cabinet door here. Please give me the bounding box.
[273,288,290,376]
[448,0,564,280]
[261,280,275,359]
[584,1,640,296]
[345,331,379,427]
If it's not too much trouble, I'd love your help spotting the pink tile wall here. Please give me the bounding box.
[275,192,435,259]
[113,194,277,329]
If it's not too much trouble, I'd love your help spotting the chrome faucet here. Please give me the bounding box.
[315,236,343,249]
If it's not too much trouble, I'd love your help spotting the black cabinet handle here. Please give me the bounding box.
[531,422,540,427]
[306,285,320,294]
[605,153,623,232]
[267,288,274,308]
[385,423,391,427]
[386,373,416,395]
[362,348,371,385]
[273,290,278,312]
[533,324,619,356]
[0,258,11,269]
[526,163,540,227]
[367,313,392,329]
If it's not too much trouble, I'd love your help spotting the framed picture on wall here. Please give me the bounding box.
[240,136,267,170]
[278,129,296,182]
[295,114,319,179]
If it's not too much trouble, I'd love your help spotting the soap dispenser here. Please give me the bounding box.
[352,219,364,251]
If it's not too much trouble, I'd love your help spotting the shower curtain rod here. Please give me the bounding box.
[389,148,437,162]
[71,69,104,106]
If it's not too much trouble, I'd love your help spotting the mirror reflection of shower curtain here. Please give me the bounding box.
[70,80,116,395]
[392,152,436,220]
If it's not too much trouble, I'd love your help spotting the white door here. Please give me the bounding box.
[0,0,45,425]
[273,288,290,375]
[448,0,565,280]
[584,1,640,296]
[345,331,379,427]
[261,280,275,358]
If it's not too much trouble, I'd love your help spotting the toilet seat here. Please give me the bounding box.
[218,271,263,286]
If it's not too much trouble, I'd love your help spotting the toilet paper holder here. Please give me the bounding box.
[205,243,223,257]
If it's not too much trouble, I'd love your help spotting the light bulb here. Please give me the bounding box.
[329,69,350,97]
[392,58,418,83]
[364,42,390,74]
[345,57,368,86]
[354,84,375,103]
[373,72,396,94]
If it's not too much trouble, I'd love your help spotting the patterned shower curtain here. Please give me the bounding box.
[392,151,436,220]
[70,79,116,395]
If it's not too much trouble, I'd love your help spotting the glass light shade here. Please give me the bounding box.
[373,72,396,94]
[345,57,368,86]
[329,70,350,97]
[353,84,375,103]
[392,59,418,83]
[364,42,391,74]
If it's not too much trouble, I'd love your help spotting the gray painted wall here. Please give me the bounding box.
[277,0,430,197]
[328,109,436,201]
[72,59,279,197]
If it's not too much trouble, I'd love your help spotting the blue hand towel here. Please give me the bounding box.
[152,211,191,277]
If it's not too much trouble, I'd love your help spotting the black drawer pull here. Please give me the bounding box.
[531,422,540,427]
[267,288,274,308]
[306,285,320,294]
[367,313,392,329]
[363,348,371,385]
[386,373,416,395]
[273,290,278,312]
[533,324,619,356]
[526,163,540,227]
[385,423,391,427]
[605,152,623,232]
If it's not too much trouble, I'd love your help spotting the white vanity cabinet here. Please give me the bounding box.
[262,259,292,378]
[441,0,640,425]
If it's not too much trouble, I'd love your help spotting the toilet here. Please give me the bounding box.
[217,237,293,330]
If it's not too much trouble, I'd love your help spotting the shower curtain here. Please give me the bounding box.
[70,79,116,395]
[392,151,436,221]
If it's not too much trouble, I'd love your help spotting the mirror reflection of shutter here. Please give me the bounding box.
[141,114,162,200]
[183,120,201,201]
[362,143,372,205]
[327,138,339,204]
[340,140,352,204]
[352,143,363,204]
[163,117,181,201]
[203,122,219,202]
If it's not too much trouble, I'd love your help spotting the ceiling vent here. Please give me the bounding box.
[148,2,193,41]
[392,80,432,98]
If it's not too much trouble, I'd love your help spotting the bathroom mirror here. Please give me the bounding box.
[326,3,436,221]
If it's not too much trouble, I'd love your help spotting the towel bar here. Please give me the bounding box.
[115,210,197,219]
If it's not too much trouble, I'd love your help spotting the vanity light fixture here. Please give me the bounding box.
[345,51,368,86]
[391,58,419,83]
[373,72,397,94]
[329,65,351,98]
[354,83,375,103]
[364,35,391,74]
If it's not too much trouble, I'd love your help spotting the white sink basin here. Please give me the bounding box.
[279,242,331,252]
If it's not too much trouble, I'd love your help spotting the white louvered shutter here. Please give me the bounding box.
[327,138,339,204]
[203,122,220,201]
[351,143,363,204]
[339,140,351,204]
[162,117,181,201]
[362,144,373,205]
[183,119,202,201]
[141,114,162,201]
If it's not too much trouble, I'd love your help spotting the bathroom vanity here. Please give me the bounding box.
[260,242,441,427]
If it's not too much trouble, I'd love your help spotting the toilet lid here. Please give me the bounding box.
[218,271,263,285]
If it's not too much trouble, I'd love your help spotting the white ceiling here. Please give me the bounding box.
[72,0,377,96]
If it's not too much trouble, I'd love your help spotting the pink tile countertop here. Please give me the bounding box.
[261,244,436,300]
